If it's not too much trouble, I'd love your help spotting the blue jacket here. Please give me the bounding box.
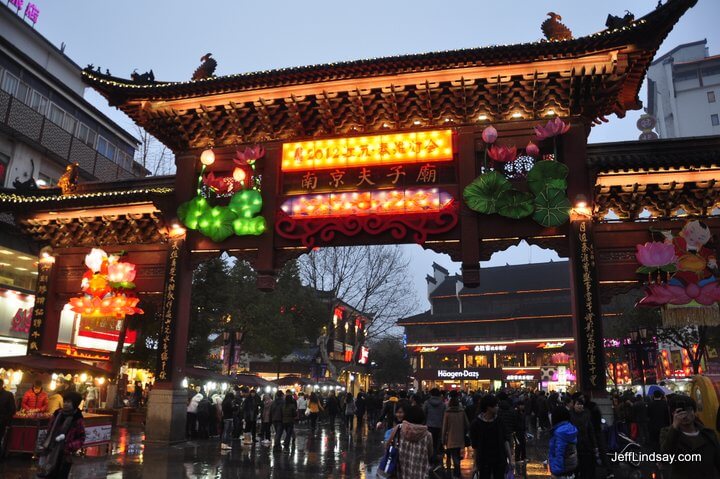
[548,420,578,475]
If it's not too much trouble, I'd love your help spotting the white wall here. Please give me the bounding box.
[676,88,720,137]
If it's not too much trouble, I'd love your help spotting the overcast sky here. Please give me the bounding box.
[24,0,720,310]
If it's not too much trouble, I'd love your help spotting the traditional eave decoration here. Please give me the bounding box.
[81,0,696,149]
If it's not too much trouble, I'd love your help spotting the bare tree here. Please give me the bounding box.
[299,245,418,377]
[134,126,175,176]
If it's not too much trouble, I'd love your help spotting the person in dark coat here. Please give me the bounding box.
[661,395,720,477]
[536,391,550,431]
[0,378,16,448]
[647,390,670,451]
[37,391,85,479]
[569,396,598,479]
[630,395,648,444]
[355,392,366,429]
[325,390,340,428]
[470,395,513,479]
[220,392,235,450]
[243,389,260,443]
[281,394,297,448]
[270,391,285,450]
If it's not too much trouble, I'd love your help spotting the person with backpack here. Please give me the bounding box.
[388,404,433,479]
[442,392,469,479]
[281,393,297,449]
[196,393,212,439]
[470,394,513,479]
[270,391,285,451]
[548,406,578,479]
[378,391,400,431]
[220,391,235,450]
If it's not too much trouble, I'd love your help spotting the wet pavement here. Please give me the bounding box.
[0,421,572,478]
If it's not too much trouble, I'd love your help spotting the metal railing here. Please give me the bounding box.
[0,90,137,182]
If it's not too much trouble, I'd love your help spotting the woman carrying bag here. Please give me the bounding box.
[36,391,85,479]
[378,404,433,479]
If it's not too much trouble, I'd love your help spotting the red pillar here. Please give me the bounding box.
[456,127,481,287]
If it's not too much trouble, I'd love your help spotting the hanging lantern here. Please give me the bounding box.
[200,149,215,166]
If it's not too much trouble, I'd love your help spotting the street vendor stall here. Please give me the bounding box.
[0,355,112,455]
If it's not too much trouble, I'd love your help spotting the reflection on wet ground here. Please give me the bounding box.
[0,422,562,478]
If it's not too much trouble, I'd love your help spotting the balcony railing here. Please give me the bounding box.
[0,90,136,182]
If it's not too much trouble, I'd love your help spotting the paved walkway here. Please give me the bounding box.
[0,422,574,478]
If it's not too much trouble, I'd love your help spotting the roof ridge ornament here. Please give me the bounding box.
[192,53,217,81]
[541,12,573,41]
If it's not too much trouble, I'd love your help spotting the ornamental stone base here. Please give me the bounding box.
[144,388,187,444]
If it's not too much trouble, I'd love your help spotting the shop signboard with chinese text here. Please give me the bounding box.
[276,130,459,247]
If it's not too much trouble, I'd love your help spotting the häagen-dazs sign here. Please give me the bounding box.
[437,369,480,380]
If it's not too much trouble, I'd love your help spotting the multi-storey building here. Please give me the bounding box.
[647,39,720,138]
[0,5,147,357]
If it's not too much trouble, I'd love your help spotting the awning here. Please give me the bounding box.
[231,373,275,389]
[0,354,109,376]
[184,367,276,389]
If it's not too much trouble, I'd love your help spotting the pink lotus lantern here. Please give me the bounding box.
[635,242,676,268]
[487,145,517,163]
[525,141,540,157]
[107,261,137,284]
[534,118,571,140]
[481,126,498,144]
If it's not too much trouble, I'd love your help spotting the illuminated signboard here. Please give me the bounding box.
[438,369,480,380]
[282,130,453,171]
[276,129,459,247]
[415,346,439,353]
[506,375,535,381]
[538,342,566,349]
[474,344,507,352]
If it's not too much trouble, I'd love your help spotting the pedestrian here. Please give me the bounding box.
[548,406,578,479]
[423,387,446,463]
[647,390,670,451]
[387,404,433,479]
[186,388,203,439]
[221,391,235,450]
[378,390,400,431]
[270,391,285,451]
[21,379,48,413]
[442,392,469,478]
[132,381,143,408]
[84,384,98,411]
[0,378,16,449]
[344,392,356,430]
[36,391,85,479]
[470,394,514,479]
[355,392,366,429]
[307,392,323,432]
[243,388,259,444]
[536,391,550,431]
[260,393,273,446]
[47,384,66,415]
[282,393,297,448]
[297,392,307,422]
[196,392,211,439]
[497,392,519,457]
[568,395,598,479]
[661,396,720,477]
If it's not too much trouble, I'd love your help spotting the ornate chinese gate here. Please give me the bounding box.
[0,0,700,443]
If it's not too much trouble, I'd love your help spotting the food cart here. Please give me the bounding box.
[0,354,113,455]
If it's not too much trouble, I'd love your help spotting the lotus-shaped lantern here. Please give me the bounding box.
[534,118,571,140]
[487,145,517,163]
[84,248,107,273]
[235,145,265,164]
[525,141,540,158]
[481,126,498,144]
[636,242,677,272]
[107,261,137,285]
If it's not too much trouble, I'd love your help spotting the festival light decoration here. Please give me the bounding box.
[281,130,453,171]
[67,249,143,318]
[280,188,453,218]
[177,147,267,241]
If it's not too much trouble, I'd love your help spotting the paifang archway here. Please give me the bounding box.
[0,0,700,443]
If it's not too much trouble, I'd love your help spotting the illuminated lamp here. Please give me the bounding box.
[546,110,556,117]
[169,222,186,238]
[574,194,588,209]
[39,246,55,265]
[232,167,247,182]
[511,112,523,119]
[200,149,215,166]
[478,114,488,121]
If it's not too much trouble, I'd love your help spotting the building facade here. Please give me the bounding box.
[399,262,577,392]
[647,39,720,138]
[0,4,147,358]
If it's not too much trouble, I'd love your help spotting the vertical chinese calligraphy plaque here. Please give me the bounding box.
[26,261,53,355]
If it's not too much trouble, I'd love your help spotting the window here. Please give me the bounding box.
[97,136,117,160]
[0,151,9,187]
[702,65,720,78]
[674,69,698,82]
[15,81,30,104]
[712,114,720,127]
[62,114,77,135]
[38,173,56,187]
[48,103,65,125]
[709,91,717,103]
[117,150,133,170]
[29,91,48,115]
[1,71,19,95]
[76,123,97,147]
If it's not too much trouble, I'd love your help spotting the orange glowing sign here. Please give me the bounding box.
[282,130,453,171]
[280,188,453,217]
